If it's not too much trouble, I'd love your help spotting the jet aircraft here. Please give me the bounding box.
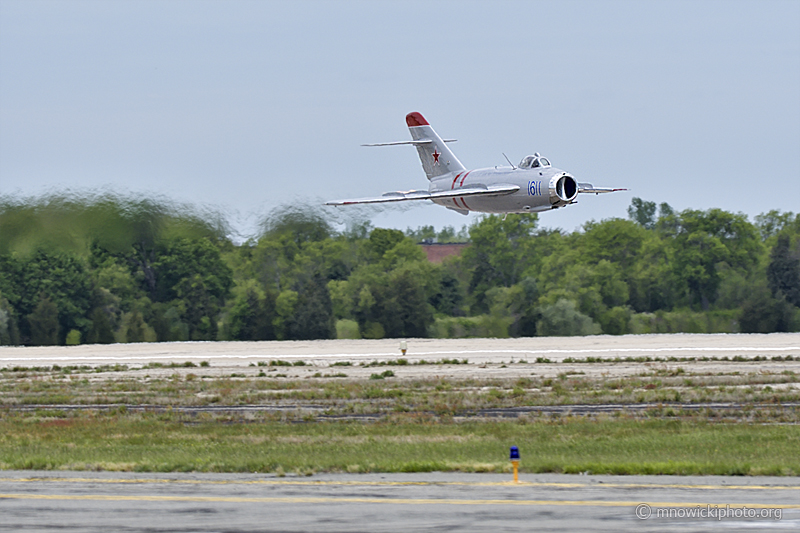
[326,112,625,215]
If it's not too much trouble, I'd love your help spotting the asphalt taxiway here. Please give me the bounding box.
[1,472,798,532]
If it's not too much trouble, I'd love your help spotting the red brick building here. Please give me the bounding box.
[418,243,470,263]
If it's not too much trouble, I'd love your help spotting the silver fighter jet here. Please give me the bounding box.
[326,112,625,215]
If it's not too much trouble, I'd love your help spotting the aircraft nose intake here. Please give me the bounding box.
[550,174,578,205]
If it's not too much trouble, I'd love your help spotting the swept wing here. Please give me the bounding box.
[325,184,519,206]
[362,139,457,147]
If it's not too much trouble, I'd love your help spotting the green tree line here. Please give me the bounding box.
[1,193,798,346]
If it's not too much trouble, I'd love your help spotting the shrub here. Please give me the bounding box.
[628,309,740,334]
[536,299,601,337]
[430,315,510,338]
[65,329,81,345]
[335,319,360,339]
[361,322,385,339]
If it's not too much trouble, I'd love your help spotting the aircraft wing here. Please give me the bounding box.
[325,184,520,206]
[362,139,457,147]
[578,182,628,194]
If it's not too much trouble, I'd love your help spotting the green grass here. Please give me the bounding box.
[2,359,798,475]
[0,414,797,475]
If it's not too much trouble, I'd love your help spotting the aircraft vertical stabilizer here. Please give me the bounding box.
[406,112,465,180]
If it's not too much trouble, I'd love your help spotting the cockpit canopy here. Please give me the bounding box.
[519,153,550,169]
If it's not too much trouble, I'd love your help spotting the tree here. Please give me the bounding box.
[153,238,233,303]
[366,228,406,260]
[86,307,115,344]
[226,284,276,341]
[27,297,59,345]
[429,268,465,317]
[405,224,468,244]
[627,197,657,229]
[767,234,800,307]
[0,295,20,345]
[463,214,538,311]
[628,233,676,312]
[0,194,229,306]
[755,210,796,241]
[667,209,762,309]
[658,202,675,219]
[384,268,431,338]
[151,238,233,340]
[260,205,332,246]
[515,277,541,336]
[503,277,540,337]
[307,238,359,282]
[120,309,150,342]
[150,303,189,342]
[272,290,298,340]
[91,259,143,312]
[405,225,436,243]
[598,306,632,335]
[113,197,230,300]
[582,219,647,273]
[174,275,219,340]
[12,251,94,343]
[352,267,432,339]
[286,273,334,340]
[739,285,793,333]
[436,225,468,243]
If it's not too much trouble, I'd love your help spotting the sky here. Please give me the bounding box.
[1,0,799,239]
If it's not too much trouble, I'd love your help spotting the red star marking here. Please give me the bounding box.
[432,148,441,165]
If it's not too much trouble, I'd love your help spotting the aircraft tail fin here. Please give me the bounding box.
[405,112,466,180]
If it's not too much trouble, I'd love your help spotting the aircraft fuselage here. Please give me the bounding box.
[430,165,578,215]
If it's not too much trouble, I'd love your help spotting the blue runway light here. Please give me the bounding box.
[509,446,520,460]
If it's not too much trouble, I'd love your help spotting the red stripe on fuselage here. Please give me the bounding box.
[458,171,472,210]
[448,170,473,210]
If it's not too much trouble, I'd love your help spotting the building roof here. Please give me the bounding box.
[418,242,470,263]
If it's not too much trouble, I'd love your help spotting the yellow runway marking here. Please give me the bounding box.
[1,477,798,492]
[1,493,799,508]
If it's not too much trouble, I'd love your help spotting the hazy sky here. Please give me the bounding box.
[1,0,798,238]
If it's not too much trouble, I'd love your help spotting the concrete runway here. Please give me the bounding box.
[2,334,799,409]
[2,333,800,367]
[1,472,798,532]
[2,334,799,384]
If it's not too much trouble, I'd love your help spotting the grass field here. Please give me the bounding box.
[1,412,798,476]
[2,356,799,475]
[2,360,799,414]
